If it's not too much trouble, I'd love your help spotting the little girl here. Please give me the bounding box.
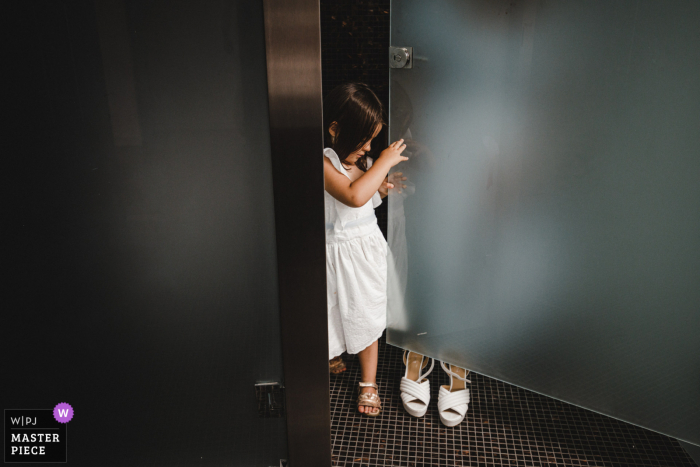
[323,82,408,416]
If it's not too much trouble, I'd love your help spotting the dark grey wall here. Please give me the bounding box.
[3,1,285,465]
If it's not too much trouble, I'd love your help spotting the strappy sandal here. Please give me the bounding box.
[329,356,346,375]
[357,382,382,417]
[400,350,435,417]
[437,361,471,427]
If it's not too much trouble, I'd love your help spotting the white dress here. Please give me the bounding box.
[324,147,388,360]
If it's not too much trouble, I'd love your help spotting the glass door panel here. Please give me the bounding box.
[387,0,700,445]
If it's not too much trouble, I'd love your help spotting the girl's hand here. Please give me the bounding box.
[388,171,407,194]
[380,139,409,168]
[378,176,393,199]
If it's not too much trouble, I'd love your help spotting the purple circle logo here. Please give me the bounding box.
[53,402,73,423]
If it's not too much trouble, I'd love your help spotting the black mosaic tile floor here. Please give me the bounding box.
[330,331,698,467]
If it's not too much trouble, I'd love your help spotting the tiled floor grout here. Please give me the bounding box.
[330,330,698,467]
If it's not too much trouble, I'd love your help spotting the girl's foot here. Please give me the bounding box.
[358,385,380,415]
[330,356,347,374]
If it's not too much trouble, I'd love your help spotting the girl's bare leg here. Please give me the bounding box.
[357,339,379,414]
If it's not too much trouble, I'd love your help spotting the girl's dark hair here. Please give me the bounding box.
[323,82,386,172]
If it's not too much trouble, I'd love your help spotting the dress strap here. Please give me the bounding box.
[324,148,350,177]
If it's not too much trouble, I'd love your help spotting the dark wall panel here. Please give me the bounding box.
[3,1,286,465]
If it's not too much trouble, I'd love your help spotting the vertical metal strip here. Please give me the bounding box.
[262,1,330,466]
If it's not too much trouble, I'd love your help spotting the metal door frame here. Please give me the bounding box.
[262,1,331,465]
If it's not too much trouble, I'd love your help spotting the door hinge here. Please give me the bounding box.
[255,381,286,418]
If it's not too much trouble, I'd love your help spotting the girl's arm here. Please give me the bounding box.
[323,156,393,208]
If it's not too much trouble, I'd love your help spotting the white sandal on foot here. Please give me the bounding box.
[399,350,435,417]
[438,361,471,427]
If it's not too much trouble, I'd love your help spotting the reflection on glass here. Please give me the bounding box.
[387,79,417,332]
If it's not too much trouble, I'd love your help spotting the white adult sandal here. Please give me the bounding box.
[438,361,471,427]
[399,350,435,417]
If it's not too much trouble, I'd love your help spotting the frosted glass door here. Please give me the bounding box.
[387,0,700,445]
